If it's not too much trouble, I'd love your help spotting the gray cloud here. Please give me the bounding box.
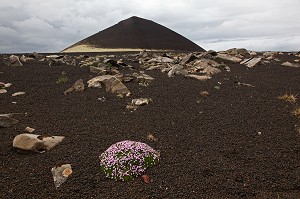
[0,0,300,53]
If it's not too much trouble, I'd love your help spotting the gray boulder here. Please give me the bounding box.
[281,62,300,68]
[88,75,131,96]
[180,54,198,65]
[216,53,242,63]
[13,133,65,152]
[168,65,188,77]
[226,48,249,57]
[7,55,23,66]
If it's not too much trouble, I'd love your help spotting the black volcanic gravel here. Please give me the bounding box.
[1,53,300,198]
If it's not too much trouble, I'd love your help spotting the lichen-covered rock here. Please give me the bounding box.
[13,133,64,152]
[88,75,130,96]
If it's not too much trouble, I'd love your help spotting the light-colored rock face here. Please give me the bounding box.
[281,62,300,68]
[0,89,7,94]
[9,55,23,66]
[87,75,131,96]
[132,98,150,106]
[12,133,65,152]
[168,65,188,77]
[216,53,243,63]
[25,127,35,133]
[148,56,174,63]
[240,58,262,68]
[3,55,23,66]
[226,48,249,57]
[185,74,211,81]
[64,79,85,95]
[12,92,26,97]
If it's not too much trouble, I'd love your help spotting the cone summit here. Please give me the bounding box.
[62,16,205,52]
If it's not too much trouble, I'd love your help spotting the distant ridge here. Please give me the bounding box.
[62,16,205,52]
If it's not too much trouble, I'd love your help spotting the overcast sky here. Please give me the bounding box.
[1,0,300,53]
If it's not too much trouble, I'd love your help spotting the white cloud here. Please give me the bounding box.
[0,0,299,53]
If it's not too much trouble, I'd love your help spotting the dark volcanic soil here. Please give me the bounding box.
[1,53,300,199]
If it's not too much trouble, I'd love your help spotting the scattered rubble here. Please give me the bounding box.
[168,65,188,77]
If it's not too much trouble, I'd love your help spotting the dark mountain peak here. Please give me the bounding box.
[62,16,205,52]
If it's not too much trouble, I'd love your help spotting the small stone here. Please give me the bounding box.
[51,164,72,188]
[0,89,7,94]
[141,174,151,184]
[25,127,35,133]
[12,92,26,96]
[199,91,209,97]
[132,98,150,106]
[147,133,158,142]
[185,74,211,81]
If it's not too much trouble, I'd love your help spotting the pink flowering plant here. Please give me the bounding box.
[99,140,160,181]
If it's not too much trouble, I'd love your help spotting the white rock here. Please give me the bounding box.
[185,74,212,81]
[241,58,262,68]
[148,56,174,63]
[4,83,12,88]
[25,127,35,133]
[281,62,300,68]
[13,133,65,152]
[132,98,150,106]
[216,53,242,63]
[12,92,26,96]
[0,89,7,94]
